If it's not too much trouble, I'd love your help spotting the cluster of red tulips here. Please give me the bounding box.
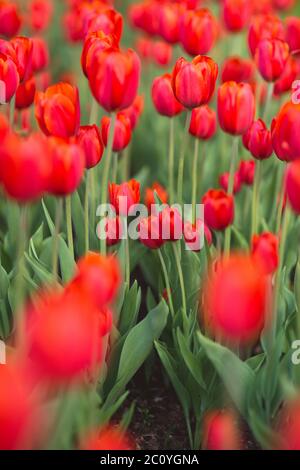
[1,0,300,452]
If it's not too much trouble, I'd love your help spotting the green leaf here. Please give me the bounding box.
[58,236,76,282]
[41,199,55,235]
[118,281,141,335]
[176,328,206,389]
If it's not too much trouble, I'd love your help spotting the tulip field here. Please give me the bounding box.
[3,0,300,454]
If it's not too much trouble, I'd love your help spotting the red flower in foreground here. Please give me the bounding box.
[202,410,241,450]
[218,81,255,135]
[251,232,279,275]
[202,189,234,231]
[255,38,289,82]
[271,102,300,161]
[77,125,104,169]
[152,73,183,118]
[109,179,140,216]
[243,119,273,160]
[276,398,300,450]
[82,426,134,450]
[101,114,132,152]
[286,160,300,214]
[203,254,267,344]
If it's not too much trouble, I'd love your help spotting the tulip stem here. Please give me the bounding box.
[84,172,90,253]
[112,152,118,183]
[168,118,175,205]
[191,138,199,224]
[66,195,74,259]
[251,160,262,239]
[177,111,192,204]
[52,197,63,278]
[172,242,187,315]
[224,137,239,256]
[89,97,98,125]
[122,216,130,287]
[100,112,117,255]
[262,83,274,124]
[157,248,175,317]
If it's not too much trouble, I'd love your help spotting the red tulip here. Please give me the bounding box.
[189,105,216,140]
[152,40,172,67]
[274,56,298,96]
[158,2,182,44]
[218,82,255,135]
[77,125,104,169]
[86,7,123,43]
[109,179,140,216]
[202,410,241,450]
[135,37,152,61]
[219,171,242,194]
[31,37,49,72]
[255,38,289,82]
[35,82,80,138]
[160,206,183,241]
[286,160,300,214]
[47,137,84,196]
[0,0,21,38]
[99,216,123,247]
[271,102,300,161]
[0,112,9,139]
[82,426,134,450]
[28,0,53,32]
[81,31,116,78]
[243,119,273,160]
[276,398,300,450]
[15,76,36,109]
[171,56,218,109]
[183,219,212,251]
[101,113,131,152]
[179,8,217,56]
[10,36,33,83]
[221,56,255,84]
[145,182,168,211]
[203,254,267,344]
[238,160,255,185]
[0,132,51,202]
[223,0,251,33]
[70,252,121,308]
[248,14,285,57]
[152,73,183,117]
[88,46,141,112]
[251,232,279,274]
[273,0,294,10]
[0,52,19,102]
[139,214,165,249]
[286,17,300,53]
[122,95,144,130]
[202,189,234,230]
[0,38,17,62]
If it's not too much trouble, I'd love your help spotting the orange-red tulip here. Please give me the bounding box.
[189,105,216,140]
[0,52,19,102]
[202,410,241,450]
[152,73,184,117]
[109,179,140,216]
[271,102,300,161]
[77,124,103,169]
[222,0,251,33]
[248,14,285,57]
[179,8,217,56]
[0,0,21,38]
[101,113,132,152]
[218,81,255,135]
[251,232,279,275]
[15,76,36,109]
[10,36,33,83]
[202,189,234,230]
[255,38,289,82]
[243,119,273,160]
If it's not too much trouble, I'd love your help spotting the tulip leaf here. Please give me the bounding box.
[58,236,76,282]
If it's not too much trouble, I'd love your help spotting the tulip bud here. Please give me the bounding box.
[152,40,172,67]
[101,113,131,152]
[152,73,183,117]
[248,14,285,57]
[145,182,168,211]
[10,36,33,83]
[286,16,300,53]
[218,81,255,135]
[243,119,273,160]
[31,37,49,73]
[139,214,165,249]
[189,105,216,140]
[219,171,242,194]
[88,46,141,112]
[29,0,53,32]
[202,189,234,231]
[15,76,36,110]
[82,426,134,450]
[203,254,267,344]
[251,232,279,274]
[179,8,217,56]
[47,137,85,196]
[35,82,80,138]
[0,52,19,102]
[238,160,255,185]
[286,160,300,214]
[172,56,218,109]
[0,1,21,38]
[223,0,251,33]
[77,125,104,169]
[109,179,140,216]
[271,102,300,161]
[255,38,289,82]
[202,410,241,450]
[221,56,255,84]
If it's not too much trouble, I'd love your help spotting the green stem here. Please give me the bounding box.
[251,159,262,239]
[168,118,175,205]
[191,138,199,224]
[89,97,98,125]
[122,216,130,287]
[172,242,187,315]
[112,152,118,183]
[100,113,117,255]
[275,166,285,234]
[177,111,192,204]
[52,198,63,277]
[84,172,90,253]
[66,195,74,258]
[262,83,274,124]
[157,248,175,317]
[224,137,239,256]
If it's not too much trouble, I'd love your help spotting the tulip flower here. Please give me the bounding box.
[88,46,141,112]
[183,219,212,251]
[145,182,168,211]
[203,254,267,344]
[238,160,255,185]
[35,82,80,138]
[160,206,183,242]
[202,410,241,450]
[286,160,300,214]
[0,0,21,38]
[222,0,251,33]
[202,189,234,231]
[218,81,255,135]
[81,31,116,78]
[151,40,172,67]
[77,125,104,169]
[82,426,134,450]
[219,171,242,194]
[189,105,216,140]
[139,214,165,249]
[221,56,255,84]
[274,56,298,96]
[158,2,182,44]
[179,8,217,56]
[251,232,279,275]
[273,0,294,10]
[101,113,131,152]
[152,73,183,118]
[109,179,140,216]
[276,398,300,450]
[10,36,33,83]
[31,37,49,73]
[0,132,52,202]
[248,14,285,57]
[28,0,53,32]
[271,102,300,161]
[243,119,273,160]
[15,76,36,109]
[171,56,218,109]
[286,16,300,53]
[86,7,123,43]
[255,38,289,82]
[100,216,123,247]
[135,37,152,61]
[122,95,144,130]
[0,52,19,102]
